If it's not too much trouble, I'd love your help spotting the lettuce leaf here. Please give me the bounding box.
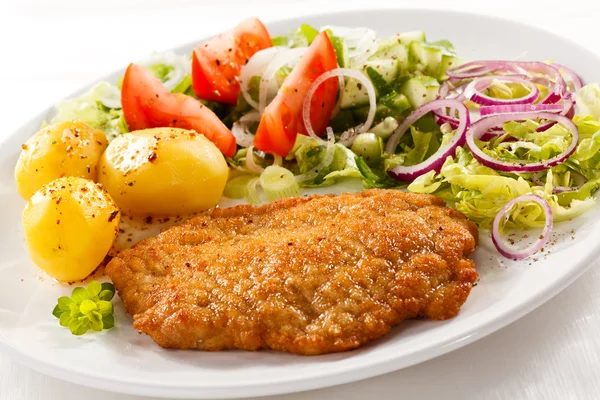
[50,82,128,141]
[575,83,600,120]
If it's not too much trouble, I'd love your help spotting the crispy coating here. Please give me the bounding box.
[107,189,478,355]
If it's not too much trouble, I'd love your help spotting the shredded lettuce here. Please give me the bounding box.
[50,82,128,141]
[407,146,598,228]
[478,120,573,163]
[575,83,600,120]
[291,136,363,187]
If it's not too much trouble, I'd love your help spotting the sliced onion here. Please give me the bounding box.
[492,194,552,260]
[446,61,527,79]
[532,170,587,193]
[231,111,260,148]
[438,80,468,102]
[259,48,307,114]
[322,26,378,67]
[240,47,284,110]
[245,146,264,173]
[303,68,376,142]
[245,145,282,173]
[554,63,583,92]
[338,127,359,146]
[515,62,566,104]
[331,75,346,118]
[447,61,566,104]
[536,95,574,132]
[295,128,335,183]
[386,99,470,182]
[466,112,578,172]
[480,103,564,116]
[97,82,122,109]
[138,51,190,91]
[464,75,539,106]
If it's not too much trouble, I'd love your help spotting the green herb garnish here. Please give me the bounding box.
[52,281,116,336]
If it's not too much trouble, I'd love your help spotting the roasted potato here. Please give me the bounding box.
[22,177,120,282]
[98,128,228,216]
[15,121,108,200]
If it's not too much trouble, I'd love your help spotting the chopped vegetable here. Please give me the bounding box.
[50,82,128,141]
[192,17,272,104]
[121,63,236,156]
[254,32,339,156]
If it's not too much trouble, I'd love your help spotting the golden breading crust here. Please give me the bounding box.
[107,189,478,355]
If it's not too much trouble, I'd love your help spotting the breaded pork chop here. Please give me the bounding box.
[107,189,478,355]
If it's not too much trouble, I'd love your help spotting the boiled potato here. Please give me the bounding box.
[98,128,228,216]
[15,121,108,200]
[22,177,120,282]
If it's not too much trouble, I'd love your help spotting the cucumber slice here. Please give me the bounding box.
[439,55,461,80]
[409,41,443,77]
[352,99,411,123]
[371,42,410,72]
[340,59,400,109]
[400,77,440,109]
[397,31,426,44]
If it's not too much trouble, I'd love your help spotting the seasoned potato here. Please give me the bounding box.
[98,128,228,216]
[15,121,108,200]
[22,177,120,282]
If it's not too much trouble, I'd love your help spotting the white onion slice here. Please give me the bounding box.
[295,128,335,183]
[492,194,553,260]
[303,68,376,142]
[239,47,284,110]
[245,145,283,173]
[322,26,378,67]
[259,48,307,114]
[331,75,346,118]
[97,82,122,109]
[138,51,190,91]
[232,111,260,148]
[246,146,264,173]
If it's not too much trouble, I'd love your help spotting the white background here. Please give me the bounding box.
[1,0,600,399]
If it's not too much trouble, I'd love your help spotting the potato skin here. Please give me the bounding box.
[22,177,120,282]
[15,121,108,200]
[98,128,228,216]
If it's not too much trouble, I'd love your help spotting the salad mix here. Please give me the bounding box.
[47,17,600,260]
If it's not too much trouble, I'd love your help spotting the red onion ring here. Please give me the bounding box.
[492,194,553,260]
[480,103,564,116]
[385,99,470,182]
[554,63,583,92]
[447,61,567,105]
[464,75,539,106]
[466,112,578,173]
[535,95,574,132]
[514,62,566,104]
[446,61,527,79]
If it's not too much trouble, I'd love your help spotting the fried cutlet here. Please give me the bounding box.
[106,189,478,355]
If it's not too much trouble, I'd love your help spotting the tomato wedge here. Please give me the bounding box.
[254,32,339,156]
[192,17,272,105]
[121,63,236,157]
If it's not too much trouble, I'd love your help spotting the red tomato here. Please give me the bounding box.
[192,17,272,105]
[121,63,237,157]
[254,32,339,156]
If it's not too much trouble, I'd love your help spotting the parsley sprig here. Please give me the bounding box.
[52,281,116,336]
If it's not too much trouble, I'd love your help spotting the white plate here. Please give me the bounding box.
[1,8,600,399]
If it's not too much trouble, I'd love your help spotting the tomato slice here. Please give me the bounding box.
[121,63,236,157]
[254,32,339,156]
[192,17,272,105]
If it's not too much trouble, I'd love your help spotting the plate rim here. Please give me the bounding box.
[1,6,600,399]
